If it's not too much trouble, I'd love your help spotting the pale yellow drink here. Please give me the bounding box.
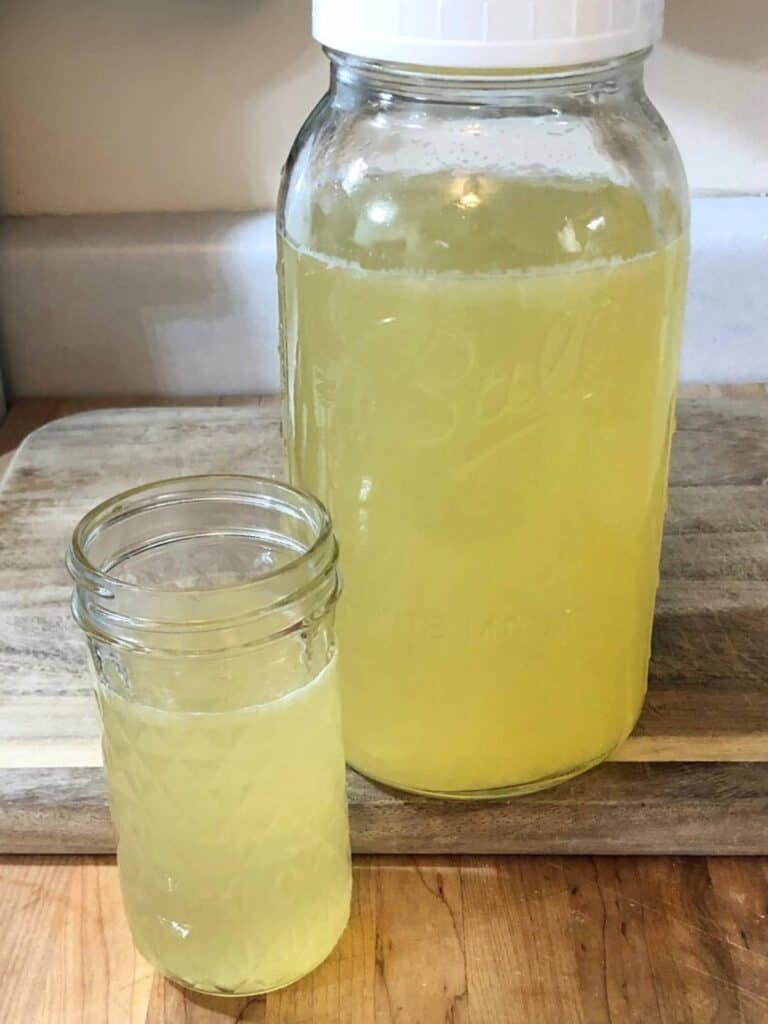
[99,653,351,995]
[279,176,688,796]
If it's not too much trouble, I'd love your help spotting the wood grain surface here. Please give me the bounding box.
[1,393,767,854]
[1,854,767,1023]
[1,395,768,1023]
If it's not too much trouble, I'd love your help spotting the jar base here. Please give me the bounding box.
[139,918,348,999]
[349,747,618,801]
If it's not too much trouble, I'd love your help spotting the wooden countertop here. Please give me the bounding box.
[2,395,768,1024]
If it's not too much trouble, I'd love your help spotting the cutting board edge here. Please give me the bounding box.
[2,762,768,857]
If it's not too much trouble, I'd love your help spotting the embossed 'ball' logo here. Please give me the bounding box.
[397,271,620,456]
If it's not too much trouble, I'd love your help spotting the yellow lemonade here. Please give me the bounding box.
[279,176,688,796]
[98,654,351,995]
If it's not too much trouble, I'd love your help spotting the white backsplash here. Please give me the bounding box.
[0,196,766,398]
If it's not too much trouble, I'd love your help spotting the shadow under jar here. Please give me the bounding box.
[67,475,351,997]
[278,1,690,799]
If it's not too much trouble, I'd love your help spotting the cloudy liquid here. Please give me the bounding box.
[280,176,688,796]
[99,655,351,994]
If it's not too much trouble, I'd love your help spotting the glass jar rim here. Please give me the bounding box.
[67,474,340,651]
[67,473,333,596]
[327,46,650,88]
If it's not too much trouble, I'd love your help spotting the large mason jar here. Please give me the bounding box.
[278,0,689,798]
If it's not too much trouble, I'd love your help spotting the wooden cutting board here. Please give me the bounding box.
[1,394,766,855]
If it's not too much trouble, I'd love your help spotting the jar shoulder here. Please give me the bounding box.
[279,91,688,267]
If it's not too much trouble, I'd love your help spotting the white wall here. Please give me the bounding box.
[647,0,768,196]
[0,0,765,216]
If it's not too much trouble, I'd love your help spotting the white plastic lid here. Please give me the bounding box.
[312,0,664,69]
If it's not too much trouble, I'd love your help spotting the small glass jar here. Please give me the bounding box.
[67,475,351,997]
[278,3,689,797]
